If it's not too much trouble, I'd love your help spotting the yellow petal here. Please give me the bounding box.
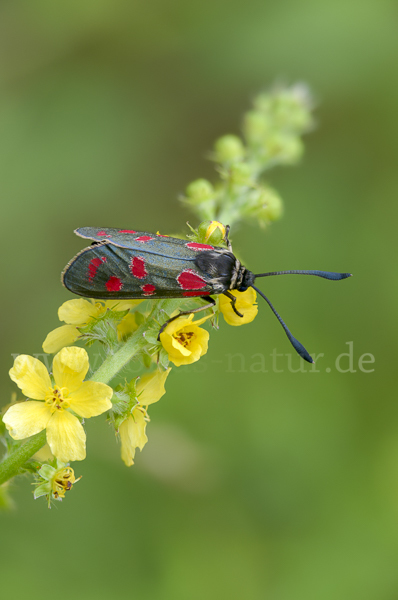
[34,444,54,462]
[219,288,258,326]
[105,299,143,311]
[119,411,148,466]
[119,419,135,466]
[9,355,51,399]
[46,410,86,462]
[170,335,192,357]
[136,368,171,406]
[190,313,213,327]
[163,313,195,337]
[2,401,51,439]
[68,381,113,418]
[129,409,148,450]
[52,347,89,392]
[187,326,209,362]
[117,313,139,341]
[42,325,80,354]
[58,299,99,325]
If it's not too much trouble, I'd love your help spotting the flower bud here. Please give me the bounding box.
[185,179,214,203]
[265,134,303,165]
[214,135,245,163]
[255,187,283,223]
[229,162,253,186]
[260,188,283,221]
[243,110,270,144]
[197,220,226,245]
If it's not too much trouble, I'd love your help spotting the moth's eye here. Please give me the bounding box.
[238,284,248,292]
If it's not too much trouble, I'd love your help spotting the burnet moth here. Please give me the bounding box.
[62,226,351,363]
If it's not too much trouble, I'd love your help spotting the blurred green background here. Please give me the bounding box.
[1,1,397,599]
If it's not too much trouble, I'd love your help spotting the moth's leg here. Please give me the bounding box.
[224,225,233,253]
[223,290,243,317]
[157,296,216,339]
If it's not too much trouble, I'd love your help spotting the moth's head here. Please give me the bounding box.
[238,269,255,292]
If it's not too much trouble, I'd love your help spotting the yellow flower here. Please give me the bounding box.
[160,314,211,367]
[120,369,171,466]
[43,298,142,353]
[219,288,258,326]
[3,347,113,462]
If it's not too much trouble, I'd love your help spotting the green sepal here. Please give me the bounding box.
[142,352,152,369]
[111,378,139,430]
[38,463,57,481]
[134,311,146,326]
[77,308,131,350]
[143,330,160,346]
[158,347,170,369]
[33,482,52,499]
[22,460,42,475]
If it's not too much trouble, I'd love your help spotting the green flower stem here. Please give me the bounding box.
[89,323,148,384]
[0,299,186,486]
[0,431,47,485]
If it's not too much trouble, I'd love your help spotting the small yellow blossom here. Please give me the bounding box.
[160,313,212,367]
[43,298,142,353]
[197,220,226,245]
[204,220,226,242]
[160,314,211,367]
[120,369,171,466]
[3,347,113,462]
[219,288,258,326]
[34,460,81,506]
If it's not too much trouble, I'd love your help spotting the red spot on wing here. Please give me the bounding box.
[88,256,107,282]
[177,269,207,290]
[130,256,147,279]
[97,230,111,238]
[186,242,214,251]
[135,236,154,243]
[182,291,210,297]
[119,229,137,233]
[141,284,156,296]
[106,276,123,292]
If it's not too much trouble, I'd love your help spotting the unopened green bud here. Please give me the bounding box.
[229,162,253,186]
[197,220,226,245]
[254,85,313,134]
[277,135,303,164]
[214,135,245,163]
[259,188,283,221]
[243,110,270,144]
[186,179,214,203]
[244,187,283,225]
[265,134,303,165]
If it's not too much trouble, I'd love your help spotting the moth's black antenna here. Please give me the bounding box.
[254,270,352,280]
[251,284,314,364]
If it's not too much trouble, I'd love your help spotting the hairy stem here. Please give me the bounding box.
[0,431,47,486]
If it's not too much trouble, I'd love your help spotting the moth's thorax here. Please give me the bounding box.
[194,249,254,293]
